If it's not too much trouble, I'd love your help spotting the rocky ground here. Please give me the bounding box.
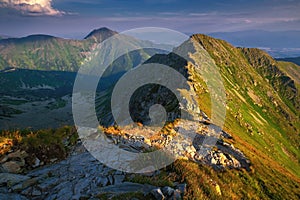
[0,143,185,200]
[102,120,250,171]
[0,119,250,200]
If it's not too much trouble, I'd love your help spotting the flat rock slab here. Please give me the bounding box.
[0,173,30,186]
[0,193,28,200]
[94,182,157,195]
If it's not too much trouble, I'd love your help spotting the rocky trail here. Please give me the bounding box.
[0,120,250,200]
[0,144,186,200]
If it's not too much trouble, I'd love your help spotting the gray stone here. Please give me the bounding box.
[24,187,42,196]
[54,181,73,200]
[113,174,125,185]
[37,177,60,191]
[96,176,108,187]
[7,150,28,159]
[1,161,23,173]
[44,193,57,200]
[0,156,8,164]
[0,193,28,200]
[74,177,91,195]
[176,183,186,195]
[71,194,81,200]
[94,182,156,196]
[162,186,174,196]
[0,173,30,186]
[0,186,8,193]
[32,189,42,196]
[108,175,114,185]
[32,157,41,168]
[114,170,123,175]
[171,189,182,200]
[151,188,165,200]
[12,178,38,192]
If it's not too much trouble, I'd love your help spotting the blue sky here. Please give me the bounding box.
[0,0,300,38]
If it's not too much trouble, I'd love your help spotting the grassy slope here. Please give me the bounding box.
[0,36,90,71]
[180,34,300,199]
[0,28,161,74]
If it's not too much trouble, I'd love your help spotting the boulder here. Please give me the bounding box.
[1,161,23,173]
[7,150,28,160]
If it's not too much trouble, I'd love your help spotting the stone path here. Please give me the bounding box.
[0,119,250,199]
[0,147,185,200]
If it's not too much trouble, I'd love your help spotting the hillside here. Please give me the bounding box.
[191,33,299,165]
[117,33,300,198]
[0,28,117,71]
[0,31,299,199]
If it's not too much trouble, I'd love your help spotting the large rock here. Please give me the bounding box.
[7,150,28,160]
[0,150,29,173]
[1,161,23,173]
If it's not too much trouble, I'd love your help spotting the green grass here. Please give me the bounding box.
[0,126,78,164]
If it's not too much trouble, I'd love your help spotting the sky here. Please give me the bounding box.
[0,0,300,38]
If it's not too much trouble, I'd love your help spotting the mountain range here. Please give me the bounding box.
[208,30,300,58]
[277,56,300,66]
[0,27,299,199]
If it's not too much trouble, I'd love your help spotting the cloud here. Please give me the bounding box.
[0,0,65,16]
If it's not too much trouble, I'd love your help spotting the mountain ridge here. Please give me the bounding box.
[0,29,300,199]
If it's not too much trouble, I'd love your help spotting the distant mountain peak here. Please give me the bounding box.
[23,34,57,41]
[0,34,58,44]
[84,27,117,42]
